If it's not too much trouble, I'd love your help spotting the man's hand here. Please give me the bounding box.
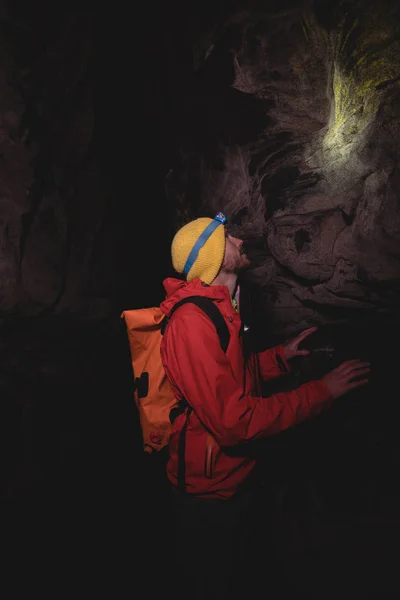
[321,359,370,399]
[283,327,317,361]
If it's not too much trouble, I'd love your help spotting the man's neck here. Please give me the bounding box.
[212,272,238,298]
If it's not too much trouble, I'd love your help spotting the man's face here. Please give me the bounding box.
[222,229,251,273]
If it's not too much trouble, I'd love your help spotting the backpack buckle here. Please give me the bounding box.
[214,212,227,224]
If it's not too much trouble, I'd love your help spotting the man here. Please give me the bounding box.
[160,212,369,599]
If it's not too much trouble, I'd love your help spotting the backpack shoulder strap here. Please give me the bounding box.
[162,295,230,353]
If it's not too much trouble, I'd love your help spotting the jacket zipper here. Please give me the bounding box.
[177,406,192,492]
[204,434,217,478]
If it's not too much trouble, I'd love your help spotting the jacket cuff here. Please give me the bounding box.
[315,378,334,403]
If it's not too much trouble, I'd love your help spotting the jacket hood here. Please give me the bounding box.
[160,277,230,317]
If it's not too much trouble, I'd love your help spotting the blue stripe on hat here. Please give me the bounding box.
[183,213,227,276]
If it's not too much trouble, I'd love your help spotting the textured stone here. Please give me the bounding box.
[165,0,400,337]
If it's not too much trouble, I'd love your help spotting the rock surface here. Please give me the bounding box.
[0,0,400,595]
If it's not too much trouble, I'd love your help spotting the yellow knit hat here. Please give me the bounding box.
[171,213,227,284]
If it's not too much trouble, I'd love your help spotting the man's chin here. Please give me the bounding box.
[236,256,251,271]
[242,254,251,267]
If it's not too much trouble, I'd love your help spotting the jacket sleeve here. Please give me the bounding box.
[257,345,291,380]
[163,310,333,448]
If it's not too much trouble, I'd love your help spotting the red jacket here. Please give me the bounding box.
[160,277,332,499]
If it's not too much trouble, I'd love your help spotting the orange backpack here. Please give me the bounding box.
[121,296,230,454]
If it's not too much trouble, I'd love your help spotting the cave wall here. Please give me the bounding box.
[0,0,400,594]
[163,0,400,337]
[0,0,171,321]
[2,0,398,329]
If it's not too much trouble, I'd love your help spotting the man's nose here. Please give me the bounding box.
[231,236,243,247]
